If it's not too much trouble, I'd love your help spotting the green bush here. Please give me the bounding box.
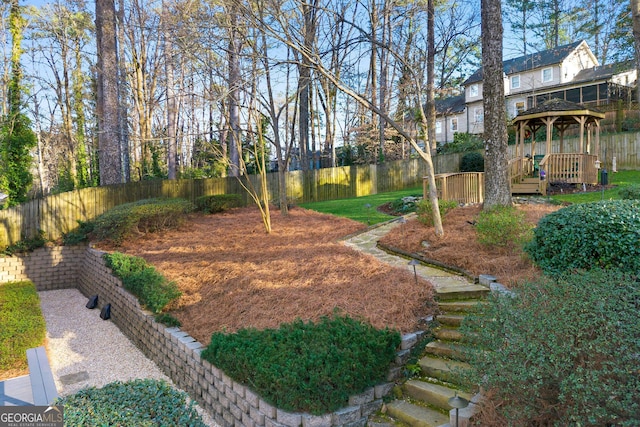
[0,281,46,373]
[104,252,181,314]
[618,184,640,200]
[525,200,640,276]
[459,152,484,172]
[475,205,533,249]
[0,231,48,256]
[91,198,195,245]
[416,199,458,226]
[460,269,640,425]
[62,220,95,245]
[56,379,206,426]
[155,313,181,327]
[438,133,483,154]
[201,313,400,414]
[195,194,242,214]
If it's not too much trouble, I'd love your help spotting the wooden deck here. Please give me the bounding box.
[0,375,35,406]
[0,347,58,407]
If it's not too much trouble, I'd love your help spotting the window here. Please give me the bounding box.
[514,101,525,116]
[436,120,442,134]
[474,108,484,123]
[511,75,521,89]
[542,67,553,83]
[469,84,478,97]
[450,118,458,132]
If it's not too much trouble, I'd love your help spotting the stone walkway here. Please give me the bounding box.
[342,216,488,296]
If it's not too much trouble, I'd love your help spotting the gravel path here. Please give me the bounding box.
[39,288,218,426]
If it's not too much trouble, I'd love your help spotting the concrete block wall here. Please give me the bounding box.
[0,246,85,290]
[73,247,405,427]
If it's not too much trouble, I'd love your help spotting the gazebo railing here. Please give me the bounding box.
[539,153,598,185]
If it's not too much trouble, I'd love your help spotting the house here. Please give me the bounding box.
[435,40,637,144]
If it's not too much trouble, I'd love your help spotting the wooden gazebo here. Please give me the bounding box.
[510,99,605,194]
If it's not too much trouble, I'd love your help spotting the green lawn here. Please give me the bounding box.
[549,169,640,204]
[299,187,423,225]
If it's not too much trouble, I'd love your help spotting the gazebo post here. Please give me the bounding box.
[594,119,601,158]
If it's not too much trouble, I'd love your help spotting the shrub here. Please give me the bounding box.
[104,252,181,314]
[460,269,640,425]
[438,133,483,154]
[459,152,484,172]
[525,200,640,276]
[91,198,195,245]
[62,220,95,245]
[389,194,422,215]
[475,205,533,249]
[56,379,206,426]
[155,313,181,327]
[0,231,48,256]
[195,194,242,214]
[416,199,458,226]
[618,184,640,200]
[0,281,46,375]
[201,313,401,414]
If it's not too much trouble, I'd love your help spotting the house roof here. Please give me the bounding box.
[572,60,635,84]
[435,95,466,115]
[463,40,586,86]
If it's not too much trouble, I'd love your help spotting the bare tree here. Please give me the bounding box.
[481,0,511,209]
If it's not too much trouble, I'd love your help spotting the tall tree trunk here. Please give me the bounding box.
[164,1,177,180]
[116,0,129,182]
[482,0,512,209]
[227,11,241,177]
[96,0,123,185]
[298,1,316,171]
[632,0,640,103]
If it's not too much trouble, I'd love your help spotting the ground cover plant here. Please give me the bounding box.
[202,313,400,414]
[0,281,46,380]
[104,252,181,314]
[460,269,640,425]
[56,379,206,426]
[100,207,434,344]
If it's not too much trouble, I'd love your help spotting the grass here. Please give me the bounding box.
[0,281,47,379]
[299,186,423,225]
[549,170,640,204]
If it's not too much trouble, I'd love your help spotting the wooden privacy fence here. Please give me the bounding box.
[2,155,466,247]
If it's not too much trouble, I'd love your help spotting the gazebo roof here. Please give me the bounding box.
[512,99,605,126]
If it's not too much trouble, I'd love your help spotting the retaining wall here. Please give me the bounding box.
[1,246,414,427]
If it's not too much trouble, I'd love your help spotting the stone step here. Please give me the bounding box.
[385,400,449,427]
[435,284,489,301]
[404,380,473,413]
[424,341,468,361]
[418,355,471,384]
[437,300,486,314]
[433,327,463,342]
[436,314,464,327]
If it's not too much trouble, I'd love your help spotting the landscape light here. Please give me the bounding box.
[448,392,469,427]
[408,259,420,286]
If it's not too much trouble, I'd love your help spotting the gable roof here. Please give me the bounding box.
[435,95,466,115]
[463,40,586,86]
[572,60,635,84]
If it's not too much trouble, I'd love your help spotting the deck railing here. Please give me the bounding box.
[426,172,485,204]
[539,153,598,185]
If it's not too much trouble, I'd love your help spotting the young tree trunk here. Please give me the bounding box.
[481,0,512,209]
[95,0,123,185]
[426,0,436,155]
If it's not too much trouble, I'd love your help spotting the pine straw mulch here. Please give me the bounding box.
[379,203,563,287]
[102,207,435,346]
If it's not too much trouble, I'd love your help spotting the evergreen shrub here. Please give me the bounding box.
[618,184,640,200]
[195,194,242,213]
[201,313,400,414]
[459,152,484,172]
[475,205,533,249]
[104,252,181,313]
[57,379,205,426]
[416,199,458,226]
[91,198,194,244]
[525,200,640,276]
[460,269,640,425]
